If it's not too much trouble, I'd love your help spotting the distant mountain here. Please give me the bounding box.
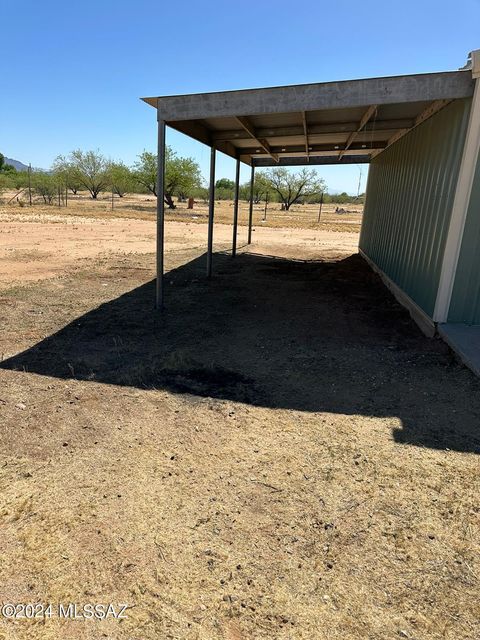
[4,157,29,172]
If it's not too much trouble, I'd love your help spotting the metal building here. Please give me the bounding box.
[143,49,480,372]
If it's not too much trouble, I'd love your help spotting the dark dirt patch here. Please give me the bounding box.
[2,251,480,453]
[151,366,258,402]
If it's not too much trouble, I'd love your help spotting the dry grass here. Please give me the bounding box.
[0,214,478,640]
[0,190,363,232]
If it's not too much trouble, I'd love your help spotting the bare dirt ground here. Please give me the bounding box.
[1,189,363,228]
[0,203,479,640]
[0,196,359,287]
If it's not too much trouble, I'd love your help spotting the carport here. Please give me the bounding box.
[142,50,480,368]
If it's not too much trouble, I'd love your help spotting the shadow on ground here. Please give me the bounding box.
[2,251,480,453]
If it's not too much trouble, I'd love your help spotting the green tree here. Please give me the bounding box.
[32,172,57,204]
[192,185,209,203]
[0,172,15,192]
[215,178,235,190]
[133,147,202,209]
[265,167,326,211]
[172,155,202,205]
[109,162,135,197]
[215,187,234,201]
[0,153,17,174]
[332,191,356,205]
[63,149,109,199]
[11,170,28,190]
[239,171,271,203]
[52,155,83,194]
[214,176,234,200]
[133,151,157,195]
[253,171,270,203]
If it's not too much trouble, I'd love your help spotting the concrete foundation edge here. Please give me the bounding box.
[437,324,480,377]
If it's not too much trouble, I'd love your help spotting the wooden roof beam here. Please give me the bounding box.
[209,119,415,142]
[235,116,279,162]
[338,104,377,160]
[370,99,452,159]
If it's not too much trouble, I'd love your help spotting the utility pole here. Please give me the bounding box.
[263,193,268,221]
[111,187,114,211]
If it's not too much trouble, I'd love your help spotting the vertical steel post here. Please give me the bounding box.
[232,157,240,257]
[206,146,216,277]
[156,118,166,309]
[247,163,255,245]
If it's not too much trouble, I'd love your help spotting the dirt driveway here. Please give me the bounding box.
[0,214,358,288]
[0,213,479,640]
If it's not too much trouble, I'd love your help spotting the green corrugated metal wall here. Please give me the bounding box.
[448,150,480,324]
[359,99,471,318]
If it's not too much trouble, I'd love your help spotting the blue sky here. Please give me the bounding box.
[1,0,479,193]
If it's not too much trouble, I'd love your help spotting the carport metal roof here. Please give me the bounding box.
[142,69,474,166]
[142,60,477,310]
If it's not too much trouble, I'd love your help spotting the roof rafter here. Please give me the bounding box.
[235,116,279,162]
[338,104,377,160]
[370,99,452,159]
[209,119,415,142]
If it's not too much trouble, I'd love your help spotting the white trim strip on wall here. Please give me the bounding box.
[434,50,480,323]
